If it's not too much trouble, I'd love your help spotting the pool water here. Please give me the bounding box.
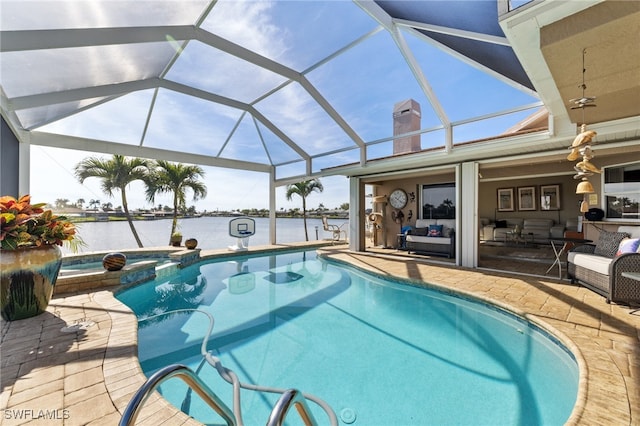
[116,250,579,425]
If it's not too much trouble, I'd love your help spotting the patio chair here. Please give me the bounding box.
[322,216,347,242]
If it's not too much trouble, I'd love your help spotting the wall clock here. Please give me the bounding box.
[389,188,408,209]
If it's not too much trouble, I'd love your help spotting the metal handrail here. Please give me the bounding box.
[123,309,336,425]
[119,364,236,426]
[266,389,318,426]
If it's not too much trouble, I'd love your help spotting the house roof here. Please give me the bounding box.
[1,0,638,184]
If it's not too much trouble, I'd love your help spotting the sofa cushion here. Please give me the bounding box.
[594,231,630,258]
[411,219,455,238]
[505,218,524,228]
[568,253,613,276]
[481,225,497,242]
[405,235,450,245]
[616,238,640,256]
[495,220,507,228]
[523,219,554,240]
[438,219,455,236]
[523,219,554,229]
[415,219,436,228]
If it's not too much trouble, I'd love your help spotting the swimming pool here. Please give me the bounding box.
[116,250,579,425]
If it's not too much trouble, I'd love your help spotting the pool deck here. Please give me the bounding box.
[1,244,639,425]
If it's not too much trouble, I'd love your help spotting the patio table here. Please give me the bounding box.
[545,237,592,279]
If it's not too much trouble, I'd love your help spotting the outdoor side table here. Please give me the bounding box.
[545,237,592,279]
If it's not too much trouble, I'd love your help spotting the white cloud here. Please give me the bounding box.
[204,0,290,62]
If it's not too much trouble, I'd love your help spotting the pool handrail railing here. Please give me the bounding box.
[130,309,338,426]
[119,363,236,426]
[267,388,318,426]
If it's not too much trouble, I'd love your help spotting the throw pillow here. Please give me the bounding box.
[495,220,507,228]
[594,231,630,258]
[428,224,443,237]
[413,227,429,237]
[616,238,640,256]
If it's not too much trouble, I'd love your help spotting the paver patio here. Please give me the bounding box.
[1,246,638,425]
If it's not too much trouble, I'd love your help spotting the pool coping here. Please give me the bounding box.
[2,245,637,425]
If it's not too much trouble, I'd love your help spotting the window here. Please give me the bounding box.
[604,162,640,220]
[421,183,455,219]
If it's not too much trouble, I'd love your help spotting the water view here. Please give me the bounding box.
[65,216,348,254]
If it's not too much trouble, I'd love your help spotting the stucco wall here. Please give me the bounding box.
[478,175,583,226]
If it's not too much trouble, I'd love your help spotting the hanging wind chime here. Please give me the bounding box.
[568,48,600,213]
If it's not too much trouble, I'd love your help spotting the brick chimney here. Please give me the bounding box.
[393,99,421,155]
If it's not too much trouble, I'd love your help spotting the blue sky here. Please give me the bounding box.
[28,0,538,212]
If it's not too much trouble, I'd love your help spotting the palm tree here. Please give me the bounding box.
[442,198,454,218]
[145,160,207,242]
[424,203,435,219]
[54,198,70,209]
[75,155,150,247]
[285,179,324,241]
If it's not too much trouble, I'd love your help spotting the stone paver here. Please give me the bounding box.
[1,245,638,425]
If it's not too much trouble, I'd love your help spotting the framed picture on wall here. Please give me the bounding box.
[517,186,536,211]
[497,188,514,212]
[540,184,561,210]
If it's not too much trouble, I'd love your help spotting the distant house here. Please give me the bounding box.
[53,207,86,218]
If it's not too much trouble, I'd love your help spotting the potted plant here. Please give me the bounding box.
[170,231,182,247]
[1,195,78,320]
[184,237,198,249]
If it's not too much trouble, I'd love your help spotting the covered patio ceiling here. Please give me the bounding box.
[1,0,637,186]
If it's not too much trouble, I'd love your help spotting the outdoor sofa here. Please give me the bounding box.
[405,219,455,258]
[568,225,640,304]
[482,218,567,244]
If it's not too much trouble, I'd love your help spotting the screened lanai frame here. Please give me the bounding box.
[1,0,545,244]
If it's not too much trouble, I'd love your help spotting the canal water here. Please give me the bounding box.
[65,216,348,254]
